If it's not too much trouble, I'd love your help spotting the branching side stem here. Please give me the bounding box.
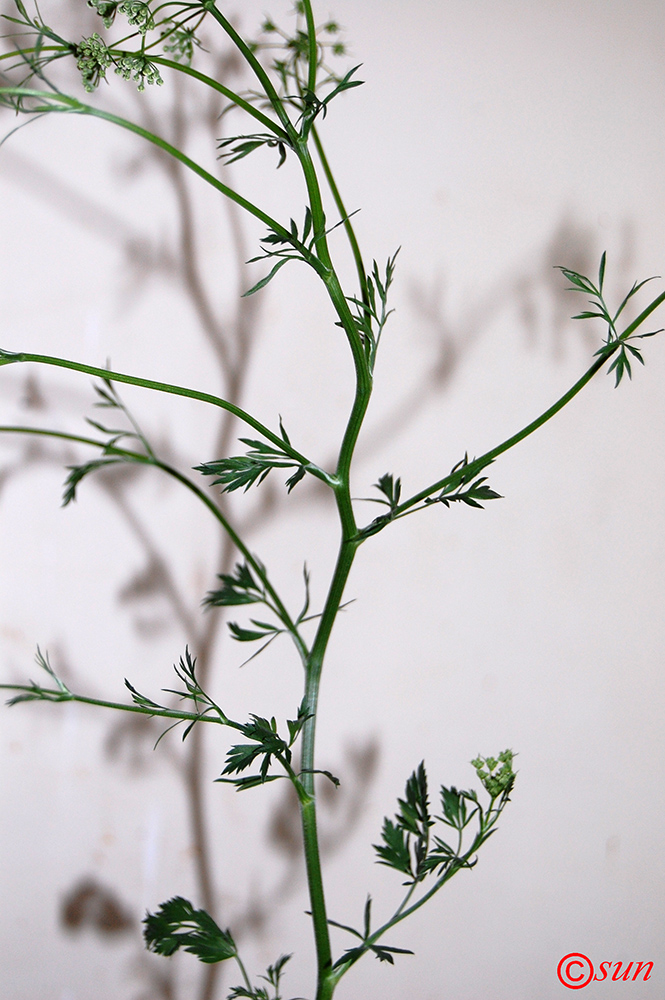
[0,351,334,483]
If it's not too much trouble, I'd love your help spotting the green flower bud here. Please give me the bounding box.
[114,52,163,91]
[118,1,155,35]
[75,34,113,92]
[87,0,119,29]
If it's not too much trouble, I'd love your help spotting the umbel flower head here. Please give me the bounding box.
[87,0,119,29]
[471,750,515,799]
[87,0,155,34]
[113,52,163,91]
[75,33,113,92]
[74,34,163,92]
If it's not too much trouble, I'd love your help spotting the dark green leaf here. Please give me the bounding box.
[369,943,414,964]
[613,274,659,322]
[559,255,663,385]
[12,0,32,21]
[363,895,372,939]
[326,915,363,940]
[285,465,306,492]
[439,785,464,827]
[143,896,236,964]
[217,714,290,788]
[260,952,292,989]
[124,678,161,710]
[242,257,292,297]
[196,455,270,493]
[217,132,290,168]
[62,458,124,505]
[598,250,606,292]
[286,698,310,744]
[216,773,284,791]
[373,473,401,511]
[556,267,597,294]
[204,561,264,608]
[295,565,311,625]
[336,941,413,968]
[397,762,431,836]
[228,619,280,643]
[223,743,269,774]
[6,647,72,705]
[196,437,306,495]
[425,456,501,510]
[420,835,457,875]
[572,310,607,321]
[301,768,340,787]
[302,206,312,243]
[228,987,269,1000]
[374,818,412,876]
[320,64,364,109]
[278,415,291,445]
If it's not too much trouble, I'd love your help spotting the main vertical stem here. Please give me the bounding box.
[287,12,373,992]
[298,375,369,1000]
[300,537,358,1000]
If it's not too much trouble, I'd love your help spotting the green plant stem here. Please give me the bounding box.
[0,87,325,274]
[292,282,370,998]
[233,951,254,994]
[300,793,333,997]
[391,350,611,521]
[0,684,225,724]
[311,124,368,306]
[621,287,665,337]
[292,131,367,372]
[330,863,465,986]
[299,530,359,1000]
[201,1,298,141]
[298,552,352,996]
[331,815,480,988]
[148,55,291,137]
[0,43,66,69]
[289,101,377,995]
[157,464,310,665]
[0,352,330,479]
[0,43,285,137]
[293,138,373,502]
[0,87,278,229]
[290,175,374,990]
[301,0,319,96]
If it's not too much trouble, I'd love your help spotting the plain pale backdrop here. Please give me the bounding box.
[1,2,664,998]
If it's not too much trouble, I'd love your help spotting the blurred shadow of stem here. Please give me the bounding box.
[0,17,258,1000]
[110,49,266,1000]
[0,9,639,1000]
[0,14,374,1000]
[0,52,611,1000]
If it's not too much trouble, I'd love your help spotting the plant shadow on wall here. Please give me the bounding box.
[0,3,663,1000]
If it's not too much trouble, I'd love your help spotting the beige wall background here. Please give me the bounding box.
[1,2,664,998]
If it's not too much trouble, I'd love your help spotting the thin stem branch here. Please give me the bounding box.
[149,54,290,138]
[0,351,329,476]
[311,125,367,306]
[0,87,298,235]
[0,43,289,138]
[0,685,226,724]
[388,351,611,523]
[301,0,319,96]
[201,2,298,140]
